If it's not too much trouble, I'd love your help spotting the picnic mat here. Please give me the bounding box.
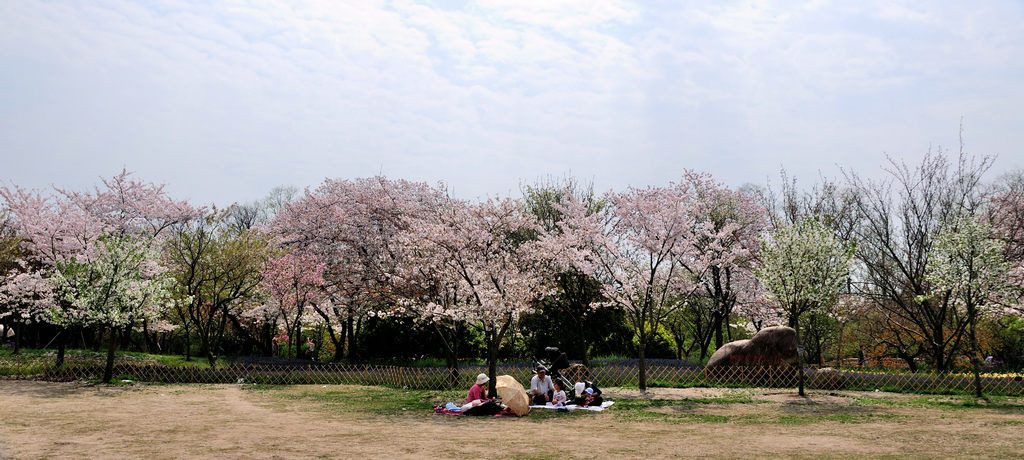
[433,405,519,416]
[529,401,615,411]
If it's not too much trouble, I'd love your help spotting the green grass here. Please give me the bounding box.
[230,383,1022,428]
[852,394,1024,412]
[245,385,465,416]
[0,347,212,370]
[117,350,211,368]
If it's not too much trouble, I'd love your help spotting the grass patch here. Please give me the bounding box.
[768,413,905,425]
[852,394,1024,412]
[613,393,756,410]
[0,347,211,369]
[247,385,464,416]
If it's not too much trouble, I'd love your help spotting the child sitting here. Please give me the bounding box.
[551,380,567,407]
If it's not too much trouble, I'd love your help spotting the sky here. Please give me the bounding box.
[1,0,1023,207]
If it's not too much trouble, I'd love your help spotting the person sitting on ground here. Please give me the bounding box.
[529,367,554,405]
[572,381,604,407]
[467,373,490,403]
[551,380,567,407]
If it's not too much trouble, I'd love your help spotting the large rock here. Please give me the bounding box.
[808,367,847,390]
[705,326,799,368]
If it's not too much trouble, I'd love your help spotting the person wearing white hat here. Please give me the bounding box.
[466,373,490,403]
[572,380,603,407]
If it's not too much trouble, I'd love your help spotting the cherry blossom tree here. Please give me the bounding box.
[756,218,855,396]
[261,249,325,359]
[0,211,23,276]
[271,176,438,360]
[991,173,1024,316]
[388,246,468,386]
[678,172,768,356]
[400,193,547,394]
[1,170,199,366]
[923,213,1014,397]
[547,182,705,390]
[732,270,783,332]
[0,264,53,353]
[521,177,606,365]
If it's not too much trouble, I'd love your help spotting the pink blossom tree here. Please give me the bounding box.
[400,193,547,394]
[521,178,607,366]
[1,170,199,366]
[0,264,53,353]
[261,249,326,359]
[271,176,439,360]
[991,176,1024,316]
[546,182,704,390]
[677,172,768,358]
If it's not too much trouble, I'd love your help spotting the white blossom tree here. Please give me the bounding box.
[923,213,1014,397]
[756,218,855,396]
[50,234,175,382]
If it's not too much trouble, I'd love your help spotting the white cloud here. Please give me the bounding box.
[0,0,1021,205]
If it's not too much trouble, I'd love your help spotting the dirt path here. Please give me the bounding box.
[1,381,1022,459]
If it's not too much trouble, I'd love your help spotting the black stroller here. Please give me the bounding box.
[533,347,577,401]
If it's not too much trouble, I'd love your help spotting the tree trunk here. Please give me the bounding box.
[835,325,845,369]
[713,313,724,350]
[345,315,355,359]
[638,339,648,391]
[103,326,118,384]
[120,324,132,350]
[335,318,347,361]
[442,323,460,389]
[350,317,362,359]
[321,322,343,362]
[486,331,498,396]
[580,333,590,368]
[206,349,218,370]
[294,321,302,360]
[56,328,66,367]
[933,324,947,372]
[332,335,345,362]
[446,341,460,389]
[898,351,918,372]
[672,332,684,360]
[794,317,805,397]
[142,318,155,353]
[12,322,20,354]
[969,317,983,398]
[183,323,192,361]
[725,311,733,343]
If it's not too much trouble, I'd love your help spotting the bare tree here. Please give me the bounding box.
[845,143,993,371]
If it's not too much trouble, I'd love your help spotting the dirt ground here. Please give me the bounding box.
[2,381,1023,459]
